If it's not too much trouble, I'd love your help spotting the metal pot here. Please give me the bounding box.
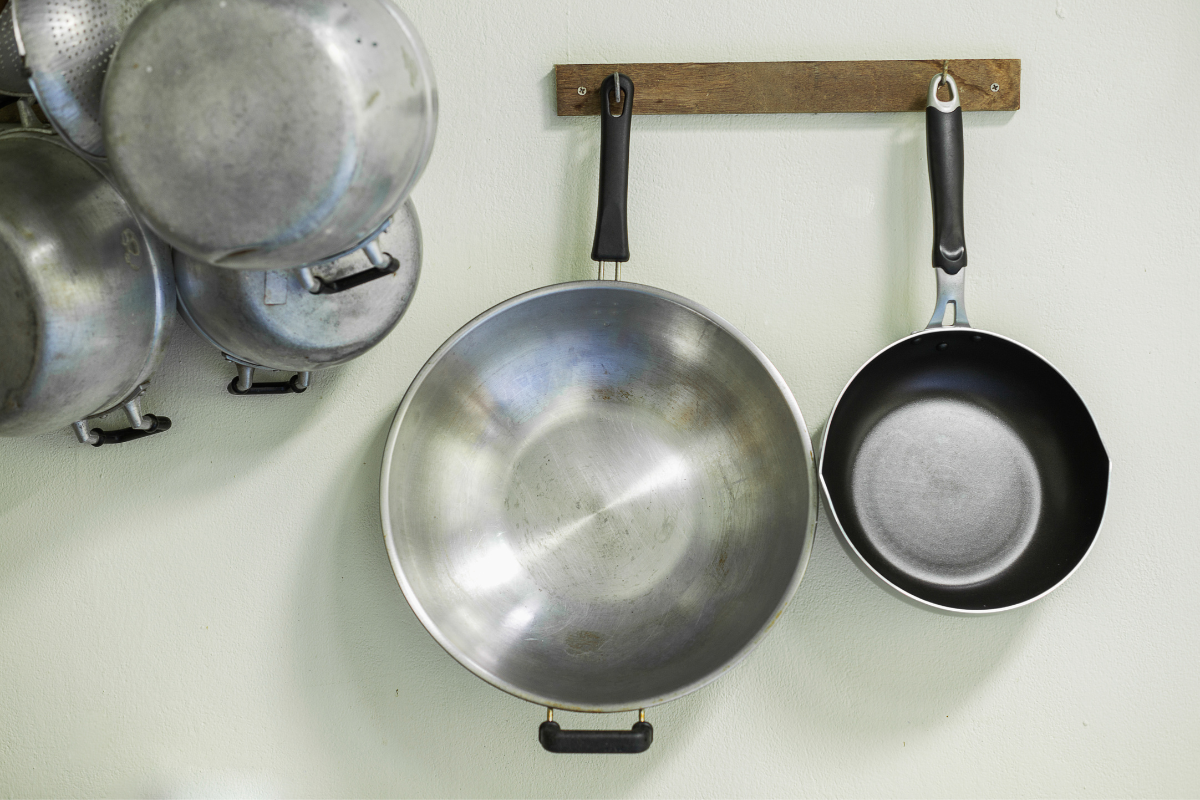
[381,76,817,753]
[0,2,31,98]
[174,200,421,395]
[0,120,175,446]
[102,0,437,270]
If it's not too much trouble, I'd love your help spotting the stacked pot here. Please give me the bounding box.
[0,0,436,444]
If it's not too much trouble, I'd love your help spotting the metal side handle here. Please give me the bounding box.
[227,365,311,396]
[538,708,653,754]
[72,392,172,447]
[298,241,399,295]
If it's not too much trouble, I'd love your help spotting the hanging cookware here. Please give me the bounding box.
[381,76,817,753]
[9,0,152,158]
[0,113,175,446]
[819,74,1109,614]
[174,200,422,395]
[102,0,437,271]
[0,2,30,97]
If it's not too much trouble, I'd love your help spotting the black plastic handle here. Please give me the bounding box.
[89,415,172,447]
[538,720,653,754]
[927,85,967,274]
[312,255,401,294]
[227,375,309,395]
[591,73,634,263]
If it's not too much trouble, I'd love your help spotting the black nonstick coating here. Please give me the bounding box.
[821,327,1108,611]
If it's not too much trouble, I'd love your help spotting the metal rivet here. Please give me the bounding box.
[990,83,1000,93]
[972,334,982,341]
[577,86,587,96]
[937,342,949,351]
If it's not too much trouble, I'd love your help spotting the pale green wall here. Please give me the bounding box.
[1,0,1197,796]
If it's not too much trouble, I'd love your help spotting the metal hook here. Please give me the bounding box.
[611,70,621,104]
[940,61,949,86]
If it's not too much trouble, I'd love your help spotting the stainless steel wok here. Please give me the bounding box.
[382,75,816,753]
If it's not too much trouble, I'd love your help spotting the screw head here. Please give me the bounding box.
[990,83,1000,93]
[577,87,587,96]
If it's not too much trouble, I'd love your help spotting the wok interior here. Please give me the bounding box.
[386,285,812,709]
[822,329,1108,611]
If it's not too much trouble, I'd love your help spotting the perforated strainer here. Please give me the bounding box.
[0,2,31,96]
[12,0,151,157]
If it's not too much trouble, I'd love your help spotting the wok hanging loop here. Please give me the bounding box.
[539,708,653,754]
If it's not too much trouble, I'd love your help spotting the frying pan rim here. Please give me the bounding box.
[817,324,1111,615]
[380,279,818,712]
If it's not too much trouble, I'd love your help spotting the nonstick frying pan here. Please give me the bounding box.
[819,74,1109,614]
[382,76,817,752]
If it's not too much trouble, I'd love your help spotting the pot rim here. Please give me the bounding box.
[380,280,818,712]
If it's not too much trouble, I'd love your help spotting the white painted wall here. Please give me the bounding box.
[2,0,1197,796]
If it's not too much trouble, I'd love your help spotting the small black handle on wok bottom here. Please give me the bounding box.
[538,714,653,754]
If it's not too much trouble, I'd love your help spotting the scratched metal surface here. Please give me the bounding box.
[382,282,817,711]
[14,0,153,156]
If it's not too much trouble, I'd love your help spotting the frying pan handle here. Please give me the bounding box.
[591,73,634,264]
[926,73,967,275]
[538,714,653,754]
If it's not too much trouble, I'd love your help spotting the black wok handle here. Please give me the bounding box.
[538,719,653,754]
[89,415,172,447]
[926,73,967,275]
[591,73,634,263]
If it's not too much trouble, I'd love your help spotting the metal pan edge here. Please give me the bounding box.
[380,280,818,712]
[817,325,1112,616]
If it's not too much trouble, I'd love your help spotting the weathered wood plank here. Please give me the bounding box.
[556,60,1020,115]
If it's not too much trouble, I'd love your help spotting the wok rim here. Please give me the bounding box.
[818,325,1111,615]
[380,280,818,712]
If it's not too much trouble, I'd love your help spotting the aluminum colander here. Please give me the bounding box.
[12,0,152,157]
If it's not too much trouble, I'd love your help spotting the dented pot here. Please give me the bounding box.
[0,124,175,446]
[102,0,437,270]
[174,199,421,396]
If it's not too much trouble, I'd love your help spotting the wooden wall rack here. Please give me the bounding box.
[556,60,1020,115]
